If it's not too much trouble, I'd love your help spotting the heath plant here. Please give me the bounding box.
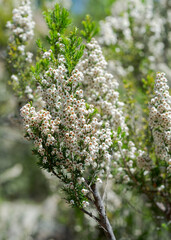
[7,1,171,239]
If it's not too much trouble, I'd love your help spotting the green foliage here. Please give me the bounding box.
[33,4,86,78]
[44,3,71,32]
[44,4,71,48]
[62,28,85,74]
[0,0,13,48]
[81,15,99,42]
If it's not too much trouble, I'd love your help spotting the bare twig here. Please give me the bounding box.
[91,183,116,240]
[79,208,100,224]
[102,171,109,203]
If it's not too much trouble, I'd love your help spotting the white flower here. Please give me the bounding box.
[25,86,32,94]
[70,200,74,205]
[96,178,102,184]
[11,75,19,83]
[82,201,89,207]
[77,177,85,185]
[6,21,12,29]
[81,189,89,195]
[26,52,33,63]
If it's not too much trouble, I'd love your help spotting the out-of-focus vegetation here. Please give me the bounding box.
[0,0,171,240]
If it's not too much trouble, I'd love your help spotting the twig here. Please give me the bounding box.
[102,170,109,203]
[91,183,116,240]
[79,208,100,224]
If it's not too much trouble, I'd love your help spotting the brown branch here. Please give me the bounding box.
[49,159,116,239]
[118,145,139,185]
[79,208,101,224]
[91,184,116,240]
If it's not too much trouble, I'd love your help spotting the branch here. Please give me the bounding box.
[118,145,139,185]
[119,146,171,220]
[80,208,100,224]
[91,184,116,240]
[102,171,109,203]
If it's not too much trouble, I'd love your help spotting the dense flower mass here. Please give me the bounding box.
[98,0,168,78]
[77,38,128,135]
[77,39,147,181]
[7,0,35,99]
[149,73,171,171]
[20,51,113,207]
[99,0,163,55]
[7,0,35,42]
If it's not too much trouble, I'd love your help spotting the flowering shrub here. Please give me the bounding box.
[16,3,116,239]
[7,1,171,239]
[99,0,171,82]
[110,72,171,223]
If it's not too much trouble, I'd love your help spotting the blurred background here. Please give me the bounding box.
[0,0,171,239]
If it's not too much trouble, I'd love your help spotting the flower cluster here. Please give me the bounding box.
[99,0,163,53]
[21,52,113,207]
[98,0,165,78]
[77,38,146,181]
[77,38,128,135]
[7,0,35,99]
[149,72,171,171]
[7,0,34,42]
